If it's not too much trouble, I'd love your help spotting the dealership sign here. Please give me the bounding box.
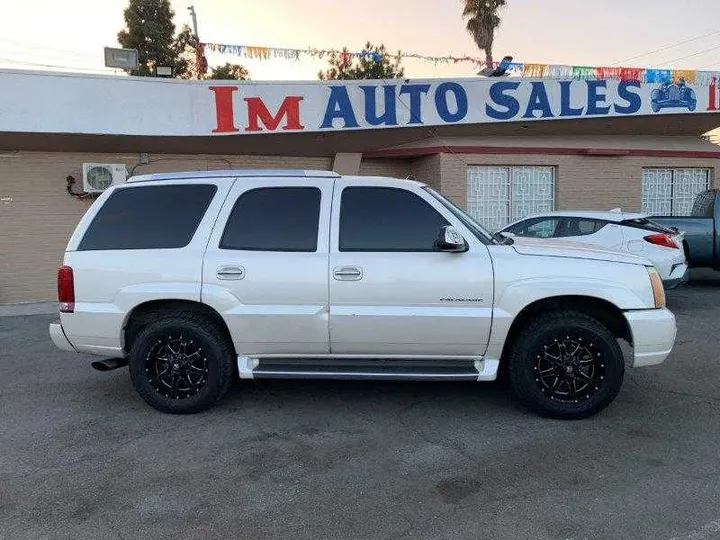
[0,70,717,137]
[209,79,705,134]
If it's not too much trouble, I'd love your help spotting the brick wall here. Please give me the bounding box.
[411,155,442,190]
[358,156,442,191]
[438,152,720,210]
[359,158,413,179]
[0,152,331,304]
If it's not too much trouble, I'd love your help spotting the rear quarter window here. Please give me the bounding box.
[77,184,217,251]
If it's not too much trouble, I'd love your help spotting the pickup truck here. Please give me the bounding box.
[49,170,676,419]
[652,189,720,270]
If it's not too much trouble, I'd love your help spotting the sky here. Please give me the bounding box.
[2,0,720,80]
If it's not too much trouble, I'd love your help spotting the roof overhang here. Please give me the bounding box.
[0,113,718,157]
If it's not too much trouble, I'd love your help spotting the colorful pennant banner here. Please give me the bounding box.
[202,41,720,85]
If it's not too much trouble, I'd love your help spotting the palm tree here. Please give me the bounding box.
[462,0,506,71]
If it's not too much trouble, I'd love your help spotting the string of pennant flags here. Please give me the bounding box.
[201,41,720,86]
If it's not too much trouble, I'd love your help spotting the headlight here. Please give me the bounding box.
[647,266,665,308]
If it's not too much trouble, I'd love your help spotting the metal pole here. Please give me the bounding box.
[187,5,199,38]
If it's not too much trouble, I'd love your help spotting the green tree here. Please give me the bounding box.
[318,42,404,80]
[461,0,506,70]
[209,63,251,80]
[117,0,188,77]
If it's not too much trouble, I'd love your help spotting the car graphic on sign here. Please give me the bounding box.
[651,81,697,112]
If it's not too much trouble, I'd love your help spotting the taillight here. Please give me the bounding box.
[57,266,75,313]
[644,233,679,249]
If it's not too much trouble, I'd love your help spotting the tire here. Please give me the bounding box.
[129,313,235,414]
[507,311,624,420]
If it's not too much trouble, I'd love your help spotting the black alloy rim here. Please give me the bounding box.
[533,336,605,403]
[145,335,209,399]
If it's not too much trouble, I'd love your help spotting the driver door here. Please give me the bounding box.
[328,179,494,356]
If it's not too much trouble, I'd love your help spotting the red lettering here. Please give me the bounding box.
[710,78,718,112]
[244,96,305,132]
[209,86,240,133]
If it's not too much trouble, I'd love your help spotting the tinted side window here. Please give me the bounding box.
[556,218,607,237]
[508,218,559,239]
[78,184,217,251]
[221,187,321,252]
[340,187,449,252]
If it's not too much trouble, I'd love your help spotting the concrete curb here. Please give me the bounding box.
[0,302,57,317]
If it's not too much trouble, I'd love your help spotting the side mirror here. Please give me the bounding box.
[436,225,468,253]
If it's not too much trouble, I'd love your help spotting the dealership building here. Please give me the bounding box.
[1,68,719,304]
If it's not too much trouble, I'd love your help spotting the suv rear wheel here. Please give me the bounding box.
[507,311,625,419]
[129,313,235,414]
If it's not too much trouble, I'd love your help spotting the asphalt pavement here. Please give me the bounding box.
[2,272,720,540]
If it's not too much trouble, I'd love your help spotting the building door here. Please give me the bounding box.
[467,166,555,231]
[328,179,494,357]
[641,168,710,215]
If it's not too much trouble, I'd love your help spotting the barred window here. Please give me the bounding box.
[466,166,555,231]
[641,168,710,216]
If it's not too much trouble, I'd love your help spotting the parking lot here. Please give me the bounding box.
[1,272,719,540]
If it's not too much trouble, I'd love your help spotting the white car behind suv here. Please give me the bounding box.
[498,211,688,289]
[50,170,676,419]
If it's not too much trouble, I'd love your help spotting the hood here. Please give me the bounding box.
[510,237,651,266]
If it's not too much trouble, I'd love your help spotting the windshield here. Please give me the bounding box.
[423,186,497,244]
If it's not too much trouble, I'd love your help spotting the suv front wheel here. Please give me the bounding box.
[508,311,625,419]
[129,313,235,414]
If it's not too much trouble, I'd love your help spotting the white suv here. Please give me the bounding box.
[50,170,676,419]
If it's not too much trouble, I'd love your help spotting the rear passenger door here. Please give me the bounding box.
[554,218,624,249]
[202,178,332,356]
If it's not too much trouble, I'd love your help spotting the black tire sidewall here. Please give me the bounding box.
[509,315,625,419]
[129,317,233,414]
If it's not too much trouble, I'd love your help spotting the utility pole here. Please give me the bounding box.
[187,4,207,78]
[187,5,199,38]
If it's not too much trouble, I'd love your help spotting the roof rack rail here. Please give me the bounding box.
[127,169,340,183]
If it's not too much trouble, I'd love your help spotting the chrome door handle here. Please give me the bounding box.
[333,266,362,281]
[217,265,245,280]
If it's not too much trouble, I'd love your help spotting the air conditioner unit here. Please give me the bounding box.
[82,163,127,193]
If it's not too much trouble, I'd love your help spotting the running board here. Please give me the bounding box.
[237,357,499,382]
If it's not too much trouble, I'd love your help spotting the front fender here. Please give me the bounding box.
[483,256,655,361]
[496,275,651,315]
